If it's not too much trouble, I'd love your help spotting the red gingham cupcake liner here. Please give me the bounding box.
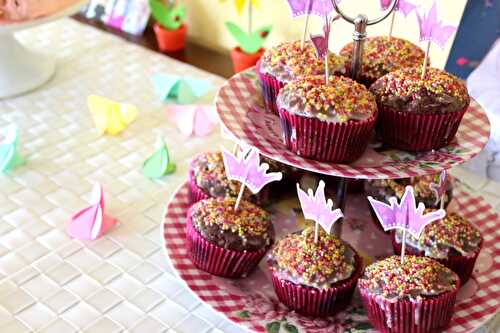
[278,108,377,163]
[359,277,460,333]
[185,212,270,278]
[391,233,482,285]
[269,247,363,317]
[256,62,285,115]
[377,104,468,152]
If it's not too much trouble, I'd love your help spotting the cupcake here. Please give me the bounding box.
[359,255,460,333]
[257,40,348,114]
[340,36,425,87]
[276,75,378,163]
[268,227,363,317]
[370,67,470,151]
[186,197,274,278]
[392,212,482,284]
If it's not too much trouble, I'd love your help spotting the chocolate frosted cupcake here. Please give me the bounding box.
[340,36,425,87]
[392,212,482,284]
[370,67,470,151]
[186,197,274,278]
[359,255,460,333]
[257,40,348,114]
[277,75,377,163]
[268,227,362,317]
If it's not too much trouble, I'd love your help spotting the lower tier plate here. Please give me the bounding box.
[163,182,499,333]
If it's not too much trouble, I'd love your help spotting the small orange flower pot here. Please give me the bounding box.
[230,47,265,73]
[154,23,186,52]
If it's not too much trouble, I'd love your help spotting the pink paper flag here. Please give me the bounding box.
[429,170,447,206]
[380,0,417,17]
[165,105,219,137]
[221,148,282,194]
[68,183,116,241]
[368,186,445,239]
[297,180,343,234]
[310,15,340,59]
[286,0,335,18]
[417,1,457,49]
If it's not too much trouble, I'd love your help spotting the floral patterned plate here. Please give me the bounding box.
[163,181,500,333]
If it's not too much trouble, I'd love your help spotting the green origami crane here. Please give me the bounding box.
[0,125,24,173]
[142,136,176,179]
[225,22,272,54]
[149,0,186,30]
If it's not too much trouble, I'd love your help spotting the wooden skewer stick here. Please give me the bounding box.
[421,40,431,79]
[301,0,312,49]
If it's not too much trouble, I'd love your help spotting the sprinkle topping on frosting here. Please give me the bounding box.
[276,75,377,122]
[259,40,348,82]
[359,256,458,301]
[396,212,482,259]
[269,227,355,289]
[340,36,425,83]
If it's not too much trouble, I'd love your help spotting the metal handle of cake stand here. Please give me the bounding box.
[329,0,398,237]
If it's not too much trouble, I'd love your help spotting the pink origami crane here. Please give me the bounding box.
[310,15,340,59]
[368,186,445,239]
[297,180,343,235]
[286,0,335,18]
[380,0,417,17]
[165,104,219,137]
[221,148,282,194]
[68,183,116,241]
[417,1,457,49]
[430,170,447,206]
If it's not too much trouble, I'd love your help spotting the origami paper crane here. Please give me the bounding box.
[368,186,446,239]
[68,183,116,241]
[165,104,219,137]
[310,15,340,59]
[417,1,457,49]
[0,125,24,172]
[297,180,343,235]
[221,147,282,194]
[220,0,260,15]
[380,0,417,17]
[286,0,335,18]
[142,136,176,179]
[87,95,138,135]
[430,170,447,206]
[152,74,211,105]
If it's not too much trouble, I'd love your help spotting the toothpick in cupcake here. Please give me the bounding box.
[310,14,340,84]
[368,186,446,264]
[222,147,282,210]
[297,180,344,243]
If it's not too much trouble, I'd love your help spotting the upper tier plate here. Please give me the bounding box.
[216,68,491,179]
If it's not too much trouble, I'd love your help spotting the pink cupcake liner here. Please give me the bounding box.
[256,62,285,115]
[185,213,270,278]
[278,108,377,163]
[391,233,482,285]
[270,248,363,317]
[377,104,468,152]
[359,282,459,333]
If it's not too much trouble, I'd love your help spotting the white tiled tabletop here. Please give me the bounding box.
[0,18,498,333]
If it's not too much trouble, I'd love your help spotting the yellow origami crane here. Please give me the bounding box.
[87,95,138,135]
[220,0,260,14]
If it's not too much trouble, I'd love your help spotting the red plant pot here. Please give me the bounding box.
[230,47,265,73]
[154,23,186,52]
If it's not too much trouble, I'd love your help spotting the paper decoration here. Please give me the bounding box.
[430,170,447,207]
[220,0,260,15]
[225,22,272,54]
[310,15,339,83]
[297,180,343,242]
[152,74,211,104]
[165,105,219,137]
[417,1,457,49]
[149,0,185,30]
[286,0,334,17]
[87,95,138,135]
[0,125,24,172]
[68,183,116,241]
[380,0,416,17]
[142,136,176,179]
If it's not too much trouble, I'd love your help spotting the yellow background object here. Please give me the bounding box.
[87,95,138,136]
[185,0,467,69]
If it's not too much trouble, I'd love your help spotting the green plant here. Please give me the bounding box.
[149,0,186,30]
[225,22,272,54]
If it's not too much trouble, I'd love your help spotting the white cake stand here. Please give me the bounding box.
[0,0,87,99]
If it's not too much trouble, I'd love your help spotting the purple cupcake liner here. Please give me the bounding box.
[185,212,270,278]
[270,247,363,317]
[256,62,285,115]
